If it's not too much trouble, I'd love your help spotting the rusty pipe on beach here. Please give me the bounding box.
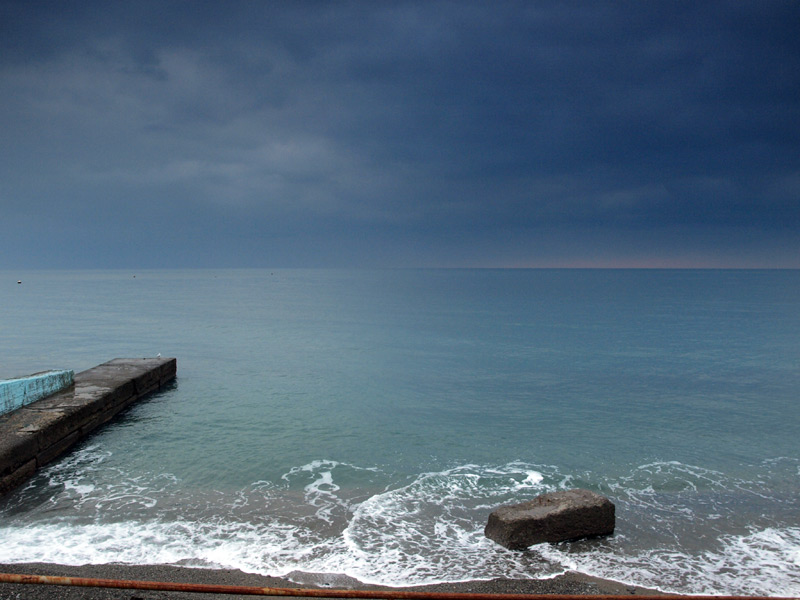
[0,573,794,600]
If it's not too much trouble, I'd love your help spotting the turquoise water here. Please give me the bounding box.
[1,269,799,595]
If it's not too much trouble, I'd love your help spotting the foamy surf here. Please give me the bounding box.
[0,451,798,595]
[539,526,800,596]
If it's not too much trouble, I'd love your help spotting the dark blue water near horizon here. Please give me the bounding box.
[1,269,799,595]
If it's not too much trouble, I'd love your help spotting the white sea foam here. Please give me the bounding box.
[1,458,798,594]
[63,481,96,496]
[538,526,800,596]
[522,471,544,486]
[0,520,331,575]
[334,465,563,585]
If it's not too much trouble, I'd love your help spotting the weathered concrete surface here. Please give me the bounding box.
[0,370,75,417]
[0,358,176,496]
[485,488,615,549]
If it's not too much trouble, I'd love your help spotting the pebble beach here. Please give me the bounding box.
[0,563,665,600]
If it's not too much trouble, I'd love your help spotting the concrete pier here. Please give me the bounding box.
[0,357,176,496]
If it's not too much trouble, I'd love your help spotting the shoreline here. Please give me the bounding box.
[0,563,668,599]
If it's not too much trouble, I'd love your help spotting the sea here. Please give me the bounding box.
[1,268,798,596]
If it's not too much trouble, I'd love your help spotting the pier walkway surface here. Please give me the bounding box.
[0,357,176,496]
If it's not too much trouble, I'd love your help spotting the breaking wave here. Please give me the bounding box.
[1,448,798,595]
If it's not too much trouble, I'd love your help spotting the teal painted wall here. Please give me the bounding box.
[0,370,74,416]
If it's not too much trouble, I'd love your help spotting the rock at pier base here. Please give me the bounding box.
[485,488,615,550]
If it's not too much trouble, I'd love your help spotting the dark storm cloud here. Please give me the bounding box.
[1,1,798,267]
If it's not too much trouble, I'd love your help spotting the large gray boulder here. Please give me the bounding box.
[485,488,615,550]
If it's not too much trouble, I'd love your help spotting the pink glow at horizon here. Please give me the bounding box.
[473,255,800,269]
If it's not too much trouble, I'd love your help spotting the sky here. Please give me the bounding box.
[1,1,799,269]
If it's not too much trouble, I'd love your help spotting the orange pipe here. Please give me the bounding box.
[0,572,795,600]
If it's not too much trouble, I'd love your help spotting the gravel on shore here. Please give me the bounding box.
[0,563,667,600]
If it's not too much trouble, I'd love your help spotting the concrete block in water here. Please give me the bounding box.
[485,488,615,549]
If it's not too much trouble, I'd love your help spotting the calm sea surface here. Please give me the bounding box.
[1,269,798,595]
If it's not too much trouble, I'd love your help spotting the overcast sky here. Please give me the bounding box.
[2,1,798,268]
